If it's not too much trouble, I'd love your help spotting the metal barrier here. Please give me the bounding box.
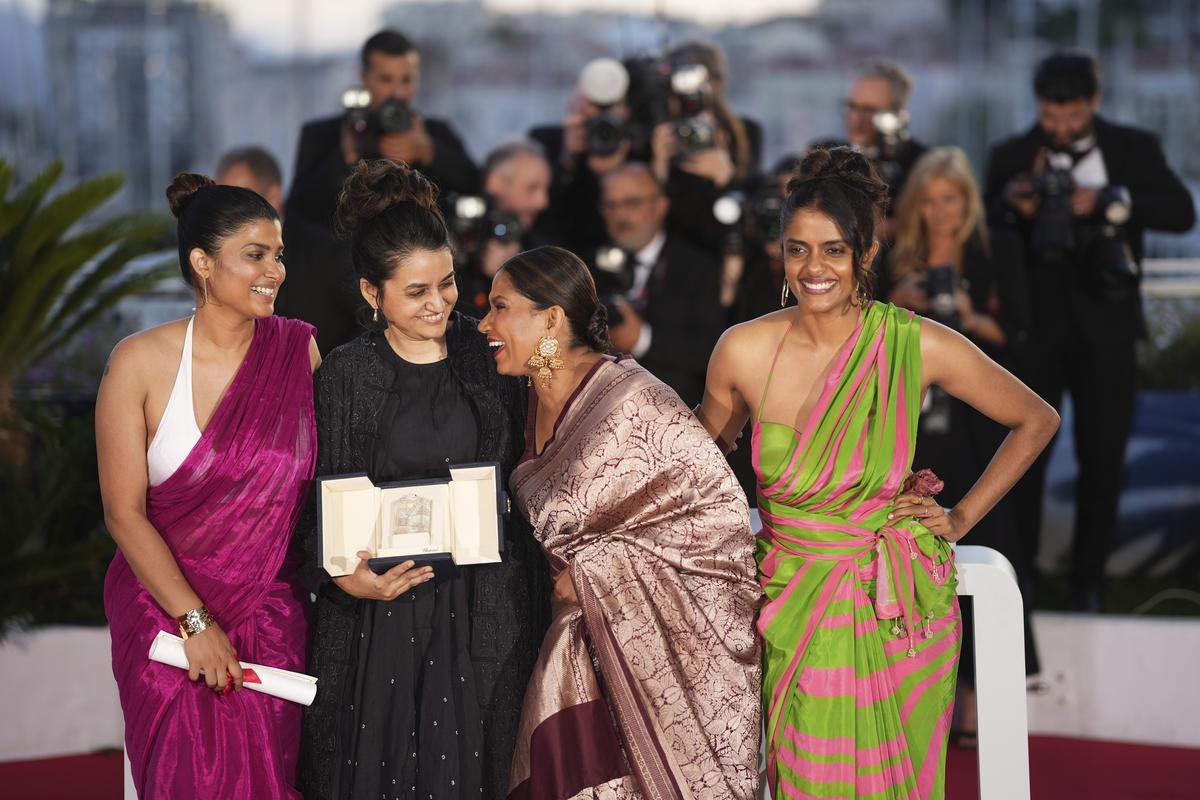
[750,506,1031,800]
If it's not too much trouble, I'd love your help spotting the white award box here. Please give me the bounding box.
[317,462,506,578]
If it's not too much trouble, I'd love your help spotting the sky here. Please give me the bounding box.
[10,0,821,56]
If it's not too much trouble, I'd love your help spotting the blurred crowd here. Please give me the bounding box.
[212,30,1195,634]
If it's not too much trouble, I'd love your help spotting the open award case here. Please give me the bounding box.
[318,462,506,579]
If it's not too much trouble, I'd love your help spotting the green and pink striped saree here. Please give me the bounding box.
[754,302,960,800]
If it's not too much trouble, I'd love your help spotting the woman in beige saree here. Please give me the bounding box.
[478,246,762,800]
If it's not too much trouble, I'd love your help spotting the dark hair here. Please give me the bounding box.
[1033,51,1100,103]
[482,139,548,181]
[497,246,611,353]
[335,159,450,293]
[166,172,279,287]
[361,29,416,71]
[781,147,889,300]
[215,145,283,189]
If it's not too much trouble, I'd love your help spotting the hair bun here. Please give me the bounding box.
[335,159,442,238]
[166,172,215,219]
[786,146,889,211]
[586,305,612,354]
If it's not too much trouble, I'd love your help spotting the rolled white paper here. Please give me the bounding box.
[148,631,318,706]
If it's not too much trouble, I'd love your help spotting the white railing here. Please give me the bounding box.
[750,508,1030,800]
[953,544,1032,800]
[1143,257,1200,297]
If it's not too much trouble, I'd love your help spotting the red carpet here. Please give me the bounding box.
[947,735,1200,799]
[0,737,1197,799]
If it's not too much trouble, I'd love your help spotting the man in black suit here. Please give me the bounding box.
[454,140,553,319]
[596,163,724,407]
[985,51,1195,611]
[286,29,478,231]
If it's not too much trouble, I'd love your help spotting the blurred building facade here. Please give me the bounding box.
[5,0,1197,252]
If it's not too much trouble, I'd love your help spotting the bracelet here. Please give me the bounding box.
[176,606,215,639]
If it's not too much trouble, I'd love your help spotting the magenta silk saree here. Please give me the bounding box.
[509,357,762,800]
[103,316,316,799]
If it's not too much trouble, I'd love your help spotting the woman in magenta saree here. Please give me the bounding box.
[478,247,762,800]
[97,175,319,799]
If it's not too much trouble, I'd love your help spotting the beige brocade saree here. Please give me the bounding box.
[508,357,762,800]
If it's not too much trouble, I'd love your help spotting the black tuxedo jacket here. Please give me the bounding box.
[286,113,479,230]
[594,234,724,407]
[984,116,1195,342]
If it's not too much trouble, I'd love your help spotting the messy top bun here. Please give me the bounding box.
[166,172,215,219]
[334,160,451,293]
[497,245,612,354]
[165,172,278,287]
[780,146,889,300]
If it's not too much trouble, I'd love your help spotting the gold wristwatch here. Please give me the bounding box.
[176,606,215,639]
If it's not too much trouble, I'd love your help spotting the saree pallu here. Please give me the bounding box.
[104,316,317,799]
[510,357,762,800]
[755,303,960,800]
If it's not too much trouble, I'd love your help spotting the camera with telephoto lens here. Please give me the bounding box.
[577,58,632,158]
[623,56,718,156]
[868,108,911,189]
[712,184,788,260]
[585,114,627,157]
[444,194,524,264]
[922,264,961,330]
[590,245,634,328]
[917,263,960,434]
[1028,153,1077,263]
[1024,152,1137,290]
[342,89,415,160]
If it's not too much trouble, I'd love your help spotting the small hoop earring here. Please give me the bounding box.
[780,281,790,308]
[527,335,565,389]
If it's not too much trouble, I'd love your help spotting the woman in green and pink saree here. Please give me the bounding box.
[698,147,1059,800]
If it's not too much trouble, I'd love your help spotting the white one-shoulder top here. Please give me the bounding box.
[146,317,202,487]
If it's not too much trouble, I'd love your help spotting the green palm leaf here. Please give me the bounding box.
[36,262,177,361]
[0,159,174,390]
[0,161,63,246]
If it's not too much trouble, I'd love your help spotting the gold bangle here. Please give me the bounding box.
[175,606,214,639]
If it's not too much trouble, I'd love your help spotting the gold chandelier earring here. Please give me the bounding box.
[527,335,565,389]
[780,280,791,308]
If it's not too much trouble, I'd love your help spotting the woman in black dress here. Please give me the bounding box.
[296,160,550,799]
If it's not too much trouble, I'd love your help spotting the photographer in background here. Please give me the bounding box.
[452,140,551,318]
[215,146,285,216]
[287,29,478,232]
[592,163,723,407]
[985,51,1195,612]
[649,40,761,256]
[889,147,1036,746]
[815,59,926,223]
[530,58,637,254]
